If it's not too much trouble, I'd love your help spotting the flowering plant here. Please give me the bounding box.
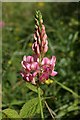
[20,11,57,85]
[20,10,57,119]
[2,10,79,120]
[2,7,79,120]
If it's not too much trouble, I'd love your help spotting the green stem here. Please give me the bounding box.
[37,86,44,120]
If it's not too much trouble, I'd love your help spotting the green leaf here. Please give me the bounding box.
[72,31,78,43]
[10,100,24,106]
[2,108,21,119]
[55,102,79,119]
[20,97,40,118]
[52,78,79,98]
[26,82,43,95]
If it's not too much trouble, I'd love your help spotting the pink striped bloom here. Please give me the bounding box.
[39,56,57,82]
[20,55,39,84]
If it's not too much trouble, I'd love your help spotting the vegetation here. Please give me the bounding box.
[2,2,79,120]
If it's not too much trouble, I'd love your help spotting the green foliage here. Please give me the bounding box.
[20,97,40,118]
[2,108,21,118]
[2,2,79,120]
[26,82,43,95]
[53,78,79,98]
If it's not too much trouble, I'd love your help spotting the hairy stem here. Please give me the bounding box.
[38,86,44,120]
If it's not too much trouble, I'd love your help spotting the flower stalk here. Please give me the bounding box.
[37,86,44,119]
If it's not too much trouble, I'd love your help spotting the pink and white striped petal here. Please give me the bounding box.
[21,61,26,69]
[50,71,58,76]
[42,57,50,65]
[31,62,39,70]
[26,56,34,63]
[50,56,56,64]
[39,72,49,82]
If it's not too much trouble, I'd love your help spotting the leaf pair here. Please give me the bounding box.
[20,97,40,118]
[2,97,40,119]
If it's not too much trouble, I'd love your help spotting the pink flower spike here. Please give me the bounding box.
[20,11,57,85]
[50,71,58,76]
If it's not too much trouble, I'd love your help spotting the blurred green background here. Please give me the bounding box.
[2,2,80,120]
